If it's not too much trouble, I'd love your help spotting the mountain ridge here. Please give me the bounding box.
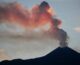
[0,47,80,65]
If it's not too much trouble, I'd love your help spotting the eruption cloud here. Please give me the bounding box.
[0,1,68,47]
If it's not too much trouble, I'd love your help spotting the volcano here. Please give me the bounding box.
[0,1,79,65]
[0,47,80,65]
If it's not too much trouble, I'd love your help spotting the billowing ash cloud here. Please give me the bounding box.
[0,1,68,47]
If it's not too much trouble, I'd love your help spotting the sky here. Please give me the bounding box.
[0,0,80,61]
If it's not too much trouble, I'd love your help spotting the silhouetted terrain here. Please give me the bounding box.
[0,47,80,65]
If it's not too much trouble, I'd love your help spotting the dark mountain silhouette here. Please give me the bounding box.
[0,47,80,65]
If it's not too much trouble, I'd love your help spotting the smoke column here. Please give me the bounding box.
[0,1,68,61]
[0,1,68,47]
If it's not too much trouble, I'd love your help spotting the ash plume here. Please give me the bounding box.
[0,1,68,48]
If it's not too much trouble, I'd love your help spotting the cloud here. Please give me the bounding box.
[74,27,80,33]
[0,49,11,61]
[0,1,69,61]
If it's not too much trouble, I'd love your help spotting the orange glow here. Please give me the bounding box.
[47,8,53,15]
[0,2,61,32]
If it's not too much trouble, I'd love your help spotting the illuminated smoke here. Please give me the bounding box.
[0,1,68,48]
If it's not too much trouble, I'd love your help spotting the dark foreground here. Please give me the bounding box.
[0,47,80,65]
